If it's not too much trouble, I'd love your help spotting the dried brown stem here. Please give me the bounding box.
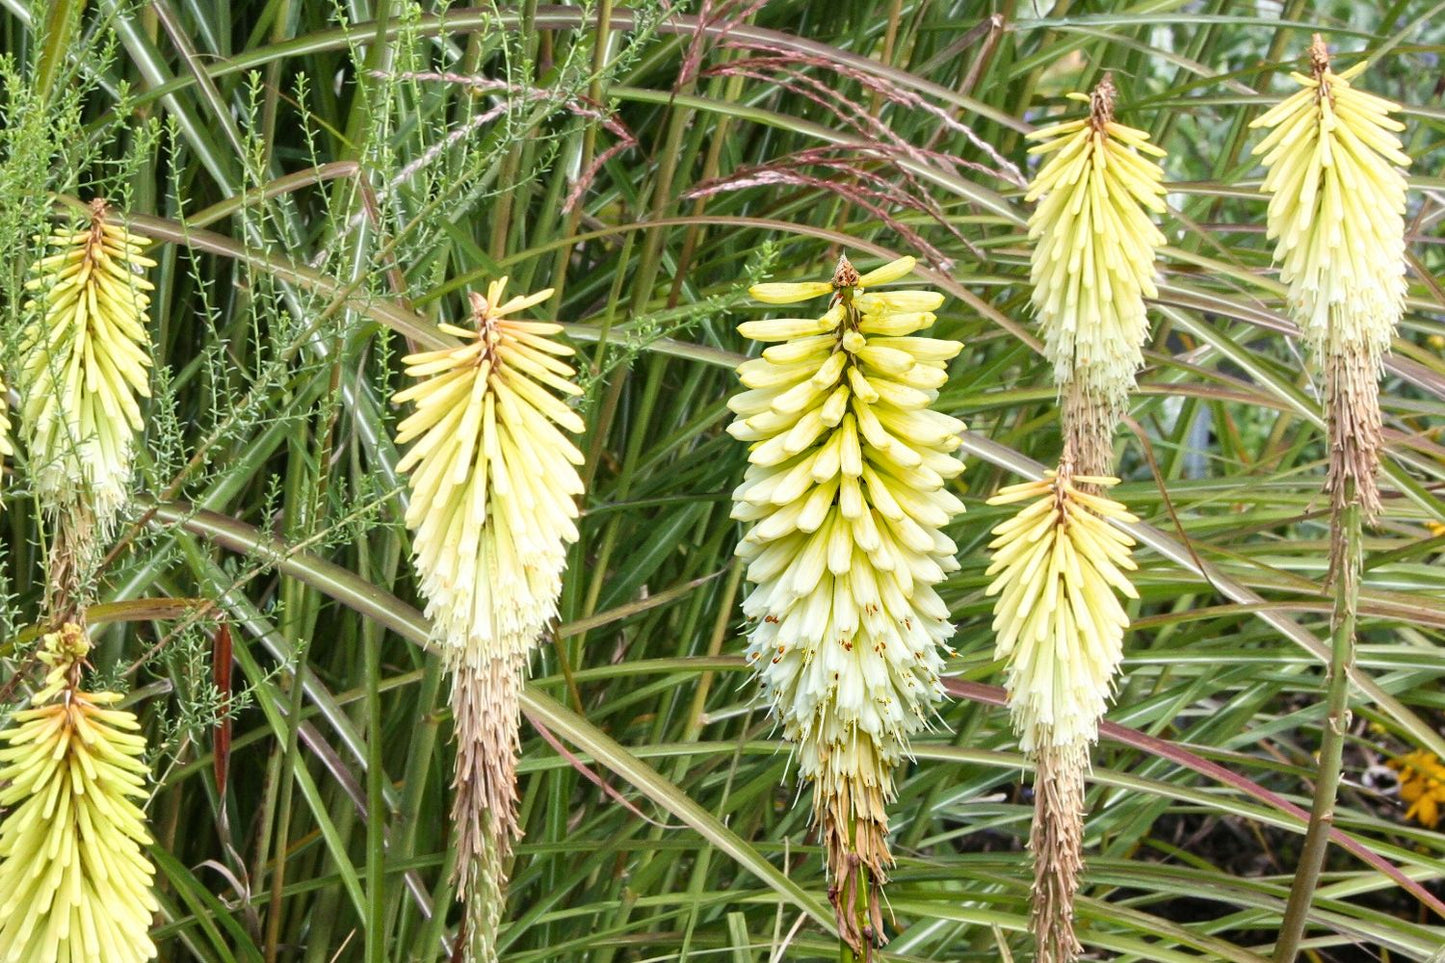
[45,500,97,628]
[1060,380,1116,482]
[1088,72,1116,129]
[449,656,527,963]
[1309,33,1330,81]
[1031,741,1087,963]
[1323,351,1382,574]
[820,767,892,956]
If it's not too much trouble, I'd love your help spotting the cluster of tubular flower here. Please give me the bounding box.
[1250,36,1410,523]
[393,277,585,963]
[1025,73,1167,462]
[1250,40,1409,364]
[1002,73,1163,962]
[0,624,157,963]
[20,200,155,530]
[985,471,1139,753]
[394,278,585,668]
[730,254,964,948]
[984,468,1139,963]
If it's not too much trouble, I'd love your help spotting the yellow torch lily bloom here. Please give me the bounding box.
[1250,39,1409,362]
[985,471,1138,752]
[20,200,155,529]
[394,278,585,667]
[1025,75,1167,438]
[732,254,964,951]
[0,624,157,963]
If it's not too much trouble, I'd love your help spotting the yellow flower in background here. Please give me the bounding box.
[1026,75,1167,421]
[0,624,157,963]
[394,278,585,667]
[20,200,155,529]
[1250,38,1410,363]
[1388,750,1445,830]
[985,471,1138,752]
[731,254,965,950]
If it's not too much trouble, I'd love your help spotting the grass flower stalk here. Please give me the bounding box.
[730,254,965,953]
[1025,74,1166,477]
[1249,37,1411,962]
[393,278,585,962]
[0,623,158,963]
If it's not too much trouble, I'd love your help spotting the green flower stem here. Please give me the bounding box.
[1273,499,1362,963]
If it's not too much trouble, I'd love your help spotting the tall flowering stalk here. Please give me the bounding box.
[999,74,1164,962]
[1249,37,1411,962]
[1025,74,1166,477]
[1249,35,1409,534]
[393,278,584,962]
[20,199,155,531]
[0,623,158,963]
[984,468,1138,962]
[730,255,964,952]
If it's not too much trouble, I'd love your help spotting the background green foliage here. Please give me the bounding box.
[0,1,1443,960]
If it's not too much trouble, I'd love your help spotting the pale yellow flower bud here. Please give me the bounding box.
[1026,76,1167,426]
[0,624,157,963]
[1250,39,1410,364]
[19,201,155,530]
[732,254,964,951]
[393,278,585,668]
[1250,37,1411,528]
[985,471,1138,752]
